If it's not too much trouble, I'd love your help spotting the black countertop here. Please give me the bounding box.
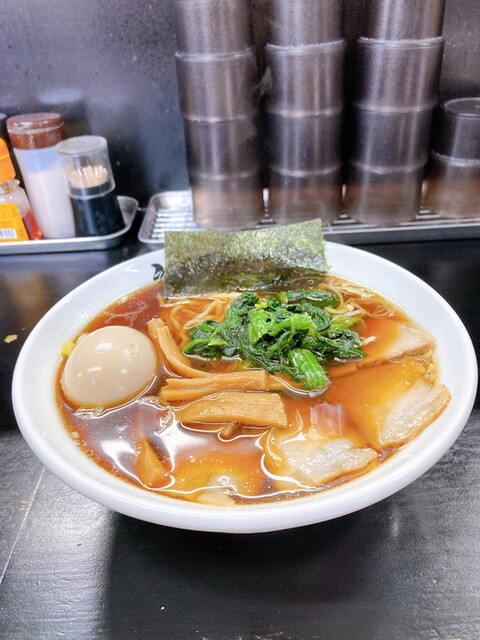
[1,235,479,640]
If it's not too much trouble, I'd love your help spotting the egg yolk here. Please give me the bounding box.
[61,326,158,408]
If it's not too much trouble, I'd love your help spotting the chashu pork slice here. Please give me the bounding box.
[264,404,378,490]
[325,357,451,449]
[329,318,435,378]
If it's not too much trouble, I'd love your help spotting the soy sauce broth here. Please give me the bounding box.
[55,277,441,505]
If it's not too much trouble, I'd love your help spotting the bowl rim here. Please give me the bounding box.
[12,242,478,533]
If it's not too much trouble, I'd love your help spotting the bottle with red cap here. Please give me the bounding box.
[6,113,75,239]
[0,137,42,242]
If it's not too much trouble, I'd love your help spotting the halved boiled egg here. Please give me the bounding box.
[61,326,158,408]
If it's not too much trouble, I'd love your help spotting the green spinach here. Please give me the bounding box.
[183,290,365,391]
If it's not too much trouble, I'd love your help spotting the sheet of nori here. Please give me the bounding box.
[163,220,328,295]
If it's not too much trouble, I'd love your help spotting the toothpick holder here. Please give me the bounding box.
[56,135,124,236]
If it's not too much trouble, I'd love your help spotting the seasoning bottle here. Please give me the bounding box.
[55,136,124,236]
[0,137,42,242]
[6,113,75,239]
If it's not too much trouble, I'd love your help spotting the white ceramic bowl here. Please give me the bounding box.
[12,243,477,533]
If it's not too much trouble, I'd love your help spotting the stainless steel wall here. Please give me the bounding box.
[1,0,479,204]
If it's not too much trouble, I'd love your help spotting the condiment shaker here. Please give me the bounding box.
[6,113,75,238]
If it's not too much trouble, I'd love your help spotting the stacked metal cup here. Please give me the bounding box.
[263,0,345,224]
[174,0,264,230]
[423,98,480,218]
[344,0,445,225]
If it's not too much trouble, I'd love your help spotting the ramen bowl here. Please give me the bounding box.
[12,244,477,533]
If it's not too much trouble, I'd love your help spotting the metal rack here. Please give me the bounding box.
[138,190,480,248]
[0,196,138,255]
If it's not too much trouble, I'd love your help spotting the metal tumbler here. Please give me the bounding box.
[423,153,480,219]
[265,41,345,116]
[175,51,258,121]
[422,98,480,218]
[183,117,261,177]
[266,111,343,173]
[352,38,444,112]
[189,171,264,230]
[174,0,252,55]
[344,164,424,225]
[268,166,342,224]
[265,0,344,46]
[348,106,432,169]
[431,97,480,160]
[363,0,445,40]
